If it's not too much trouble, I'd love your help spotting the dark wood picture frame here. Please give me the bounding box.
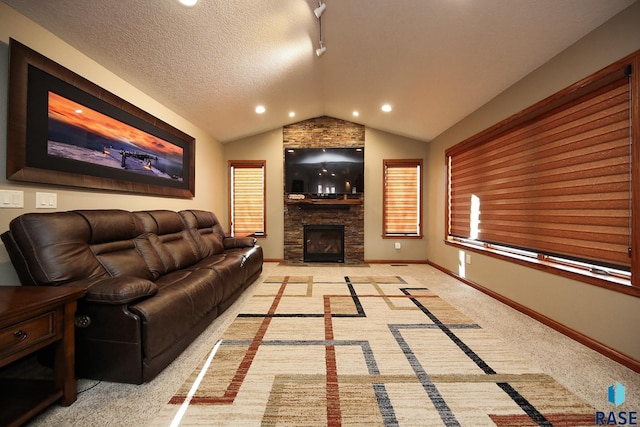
[6,38,195,199]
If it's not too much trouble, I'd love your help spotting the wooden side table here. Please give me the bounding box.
[0,286,86,427]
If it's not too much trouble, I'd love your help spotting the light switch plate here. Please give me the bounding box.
[36,192,57,209]
[0,189,24,208]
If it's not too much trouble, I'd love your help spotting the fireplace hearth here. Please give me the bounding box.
[304,225,344,263]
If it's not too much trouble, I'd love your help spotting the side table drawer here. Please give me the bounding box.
[0,312,57,357]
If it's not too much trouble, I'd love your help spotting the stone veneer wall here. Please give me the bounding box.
[283,116,365,264]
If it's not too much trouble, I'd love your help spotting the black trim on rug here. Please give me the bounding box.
[401,288,552,427]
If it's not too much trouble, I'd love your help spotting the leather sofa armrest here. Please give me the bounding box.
[80,276,158,305]
[224,236,257,249]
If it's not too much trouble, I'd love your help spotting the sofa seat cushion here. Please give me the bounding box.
[129,268,222,360]
[189,253,227,269]
[211,255,248,298]
[187,254,243,299]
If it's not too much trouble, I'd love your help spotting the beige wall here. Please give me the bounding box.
[223,126,429,262]
[223,128,285,260]
[0,4,225,284]
[364,128,429,262]
[426,1,640,362]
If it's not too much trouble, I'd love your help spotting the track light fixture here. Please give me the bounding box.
[314,1,326,57]
[314,2,326,18]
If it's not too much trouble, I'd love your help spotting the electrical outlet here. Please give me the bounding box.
[466,254,472,265]
[394,242,401,250]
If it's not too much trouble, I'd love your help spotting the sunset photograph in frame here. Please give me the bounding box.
[6,38,195,198]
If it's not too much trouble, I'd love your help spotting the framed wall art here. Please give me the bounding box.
[6,38,195,199]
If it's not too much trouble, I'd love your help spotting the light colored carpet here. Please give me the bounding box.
[27,263,640,426]
[151,274,594,426]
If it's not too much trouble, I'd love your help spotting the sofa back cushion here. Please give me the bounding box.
[4,210,160,286]
[75,209,157,280]
[135,210,200,273]
[179,210,226,257]
[77,209,144,243]
[3,209,232,286]
[6,211,108,285]
[76,210,154,280]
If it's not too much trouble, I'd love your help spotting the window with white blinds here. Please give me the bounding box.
[383,159,423,237]
[446,52,639,292]
[229,161,265,237]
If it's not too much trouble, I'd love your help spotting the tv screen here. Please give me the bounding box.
[285,147,364,195]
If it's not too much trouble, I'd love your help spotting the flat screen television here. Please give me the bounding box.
[285,147,364,195]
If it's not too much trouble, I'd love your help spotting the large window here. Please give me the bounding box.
[383,159,423,238]
[446,51,639,296]
[229,160,265,237]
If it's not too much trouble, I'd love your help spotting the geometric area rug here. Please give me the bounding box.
[152,275,595,426]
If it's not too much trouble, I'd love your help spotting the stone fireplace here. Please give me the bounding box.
[283,116,365,264]
[284,202,363,263]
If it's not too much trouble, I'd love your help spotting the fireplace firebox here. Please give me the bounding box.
[304,225,345,263]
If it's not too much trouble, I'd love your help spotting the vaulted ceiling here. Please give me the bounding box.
[3,0,636,143]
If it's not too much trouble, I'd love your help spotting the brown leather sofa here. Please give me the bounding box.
[1,209,263,384]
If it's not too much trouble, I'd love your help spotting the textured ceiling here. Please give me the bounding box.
[3,0,636,143]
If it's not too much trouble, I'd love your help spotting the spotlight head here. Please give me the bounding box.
[316,45,326,56]
[314,2,326,18]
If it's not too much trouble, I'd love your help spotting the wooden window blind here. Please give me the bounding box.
[447,65,632,271]
[230,161,265,236]
[384,159,422,237]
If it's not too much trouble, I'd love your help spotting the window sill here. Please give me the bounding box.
[233,232,266,238]
[445,238,639,298]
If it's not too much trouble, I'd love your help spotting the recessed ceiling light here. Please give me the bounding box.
[255,105,266,114]
[178,0,197,6]
[289,112,295,118]
[352,111,359,117]
[381,104,392,112]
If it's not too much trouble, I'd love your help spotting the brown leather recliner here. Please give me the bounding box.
[1,209,262,384]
